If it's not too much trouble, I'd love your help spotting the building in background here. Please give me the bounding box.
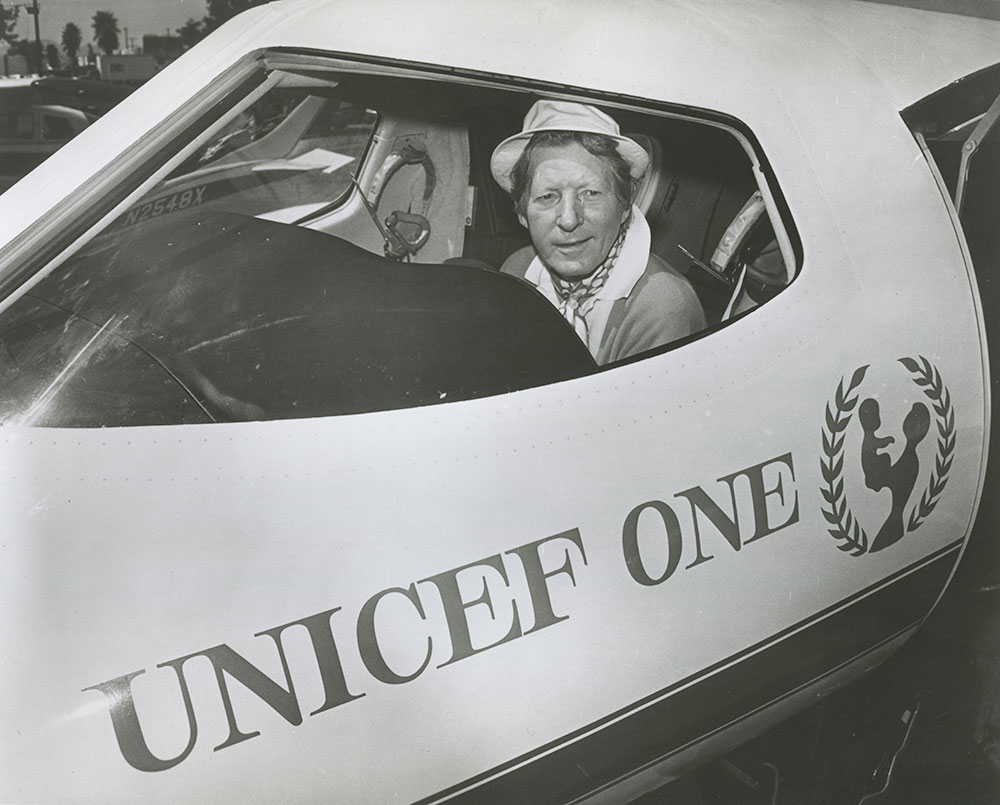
[96,53,158,84]
[1,53,27,76]
[91,35,185,85]
[141,35,184,66]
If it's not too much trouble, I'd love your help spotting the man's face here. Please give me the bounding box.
[517,142,629,280]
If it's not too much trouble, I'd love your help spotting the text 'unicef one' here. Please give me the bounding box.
[85,452,797,772]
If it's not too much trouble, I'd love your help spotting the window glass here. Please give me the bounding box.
[123,87,378,226]
[0,62,794,427]
[15,112,33,139]
[42,114,76,140]
[0,113,23,139]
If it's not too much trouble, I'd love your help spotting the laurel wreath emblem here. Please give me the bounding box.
[819,357,955,556]
[820,364,870,556]
[899,356,956,532]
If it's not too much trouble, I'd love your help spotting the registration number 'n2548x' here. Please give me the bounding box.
[123,186,207,227]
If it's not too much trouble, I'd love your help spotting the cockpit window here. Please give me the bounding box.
[0,58,797,427]
[122,88,378,227]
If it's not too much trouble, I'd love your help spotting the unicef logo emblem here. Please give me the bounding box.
[820,357,955,556]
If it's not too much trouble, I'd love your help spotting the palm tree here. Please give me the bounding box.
[177,18,204,49]
[62,22,81,74]
[91,11,119,56]
[0,5,18,45]
[204,0,270,33]
[45,43,61,71]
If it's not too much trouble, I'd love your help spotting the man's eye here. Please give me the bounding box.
[534,192,558,203]
[581,189,601,199]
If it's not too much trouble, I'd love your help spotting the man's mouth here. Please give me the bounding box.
[555,238,589,249]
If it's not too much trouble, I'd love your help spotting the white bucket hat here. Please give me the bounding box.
[490,99,649,193]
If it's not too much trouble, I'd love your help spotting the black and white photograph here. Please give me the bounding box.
[1,0,998,802]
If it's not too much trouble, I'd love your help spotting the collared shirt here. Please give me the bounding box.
[522,205,651,358]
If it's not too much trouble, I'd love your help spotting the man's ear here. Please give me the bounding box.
[516,210,528,229]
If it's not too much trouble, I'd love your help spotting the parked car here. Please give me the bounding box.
[0,75,131,185]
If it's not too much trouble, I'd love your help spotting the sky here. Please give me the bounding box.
[14,0,1000,49]
[10,0,207,48]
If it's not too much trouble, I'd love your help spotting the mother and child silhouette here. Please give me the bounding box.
[858,397,930,552]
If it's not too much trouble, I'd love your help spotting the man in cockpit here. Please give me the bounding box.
[491,100,705,364]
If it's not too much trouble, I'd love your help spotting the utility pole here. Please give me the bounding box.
[26,0,42,75]
[8,0,45,75]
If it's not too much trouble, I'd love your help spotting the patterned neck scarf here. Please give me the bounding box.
[549,221,628,344]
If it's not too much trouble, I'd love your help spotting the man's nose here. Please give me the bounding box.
[556,194,582,230]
